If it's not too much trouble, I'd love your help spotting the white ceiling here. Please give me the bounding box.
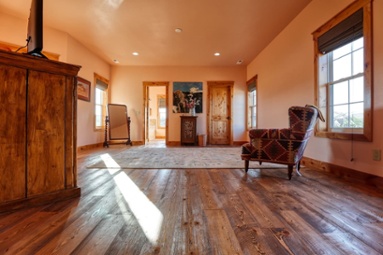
[0,0,312,66]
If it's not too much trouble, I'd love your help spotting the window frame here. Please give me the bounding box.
[312,0,372,141]
[246,75,257,130]
[157,95,166,129]
[94,73,109,131]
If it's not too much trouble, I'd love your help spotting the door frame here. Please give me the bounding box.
[207,81,234,145]
[143,81,169,145]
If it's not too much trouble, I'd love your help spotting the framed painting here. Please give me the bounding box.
[173,82,203,114]
[77,77,91,101]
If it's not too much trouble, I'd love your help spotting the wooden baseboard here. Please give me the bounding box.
[77,141,144,151]
[301,157,383,191]
[167,141,181,146]
[233,141,248,146]
[77,143,103,152]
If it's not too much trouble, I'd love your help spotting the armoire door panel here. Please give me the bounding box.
[0,65,27,202]
[27,70,65,196]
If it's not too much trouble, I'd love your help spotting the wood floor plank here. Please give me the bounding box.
[197,170,224,210]
[280,210,343,254]
[183,170,212,255]
[1,145,382,254]
[145,170,185,254]
[238,186,285,228]
[204,209,243,255]
[71,215,125,255]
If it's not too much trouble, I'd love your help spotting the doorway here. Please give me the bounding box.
[207,81,233,145]
[143,82,169,145]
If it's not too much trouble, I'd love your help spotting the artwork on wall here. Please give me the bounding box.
[77,77,91,102]
[173,82,203,114]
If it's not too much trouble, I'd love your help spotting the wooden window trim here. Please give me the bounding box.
[312,0,372,142]
[246,75,257,130]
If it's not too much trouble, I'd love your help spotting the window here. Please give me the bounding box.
[94,74,109,130]
[247,75,257,129]
[157,95,166,129]
[313,0,372,141]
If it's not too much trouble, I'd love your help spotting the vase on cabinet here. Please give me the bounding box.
[189,107,196,116]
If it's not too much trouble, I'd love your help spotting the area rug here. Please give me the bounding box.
[87,146,284,169]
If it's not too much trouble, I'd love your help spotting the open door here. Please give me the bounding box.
[143,82,169,145]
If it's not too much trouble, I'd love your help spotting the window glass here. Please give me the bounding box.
[328,39,365,129]
[94,75,109,130]
[157,95,166,129]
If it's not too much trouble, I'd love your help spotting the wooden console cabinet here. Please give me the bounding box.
[0,50,81,212]
[180,116,198,145]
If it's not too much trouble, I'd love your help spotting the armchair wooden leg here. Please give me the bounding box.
[288,165,293,180]
[245,160,249,173]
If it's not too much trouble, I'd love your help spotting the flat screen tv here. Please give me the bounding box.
[27,0,46,58]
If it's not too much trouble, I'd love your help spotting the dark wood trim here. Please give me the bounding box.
[77,141,144,152]
[77,143,104,152]
[233,141,248,146]
[302,156,383,191]
[166,141,181,146]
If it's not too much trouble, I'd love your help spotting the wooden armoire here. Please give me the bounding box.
[0,50,81,212]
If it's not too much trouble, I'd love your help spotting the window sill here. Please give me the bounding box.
[315,130,371,142]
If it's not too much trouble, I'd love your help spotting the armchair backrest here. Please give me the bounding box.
[289,106,319,140]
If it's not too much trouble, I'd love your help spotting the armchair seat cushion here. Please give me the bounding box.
[241,138,306,164]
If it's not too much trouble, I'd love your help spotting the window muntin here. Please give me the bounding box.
[327,38,364,130]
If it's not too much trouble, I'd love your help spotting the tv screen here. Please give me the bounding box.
[27,0,45,58]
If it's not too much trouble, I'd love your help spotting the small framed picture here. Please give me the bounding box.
[77,77,91,101]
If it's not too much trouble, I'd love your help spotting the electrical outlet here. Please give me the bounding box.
[372,149,381,161]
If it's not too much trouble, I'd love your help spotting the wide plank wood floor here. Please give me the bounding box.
[1,144,383,254]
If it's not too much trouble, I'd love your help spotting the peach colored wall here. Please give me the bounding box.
[247,0,383,177]
[110,66,247,143]
[0,11,111,147]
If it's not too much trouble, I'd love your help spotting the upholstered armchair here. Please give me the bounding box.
[241,105,324,180]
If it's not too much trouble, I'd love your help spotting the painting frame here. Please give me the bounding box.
[77,77,91,102]
[173,82,203,114]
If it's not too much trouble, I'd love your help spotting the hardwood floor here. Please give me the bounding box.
[1,144,383,254]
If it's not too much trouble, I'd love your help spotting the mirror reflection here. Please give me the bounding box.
[103,104,132,147]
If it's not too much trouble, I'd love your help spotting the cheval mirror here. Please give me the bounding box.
[103,104,132,147]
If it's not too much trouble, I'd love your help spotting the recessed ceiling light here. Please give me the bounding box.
[113,59,119,63]
[175,28,183,33]
[132,52,139,56]
[236,60,243,65]
[214,52,220,56]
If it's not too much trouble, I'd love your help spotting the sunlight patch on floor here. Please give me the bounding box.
[100,153,120,175]
[100,153,163,245]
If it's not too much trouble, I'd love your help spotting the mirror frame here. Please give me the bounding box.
[103,103,132,147]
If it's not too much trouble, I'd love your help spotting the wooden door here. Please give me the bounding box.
[207,81,233,145]
[27,70,66,196]
[0,64,27,202]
